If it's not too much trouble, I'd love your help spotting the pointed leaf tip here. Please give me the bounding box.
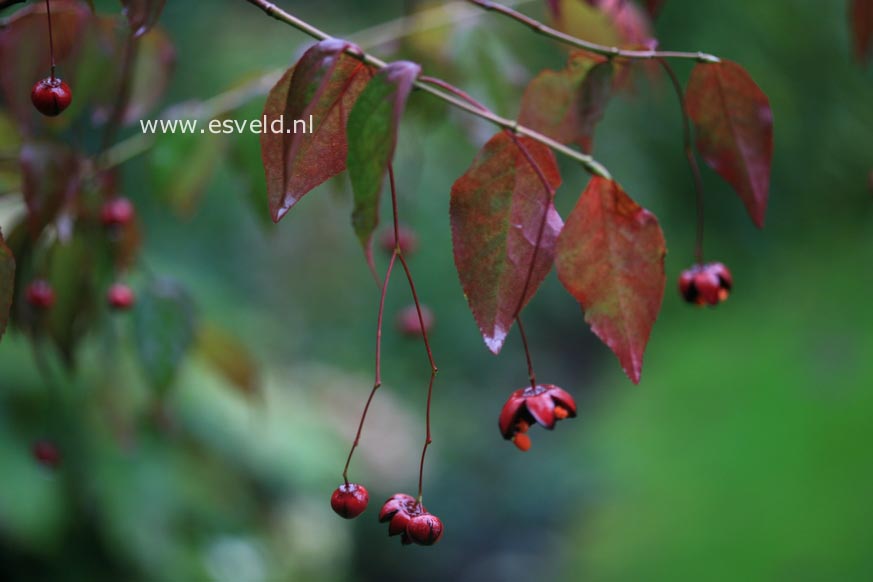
[451,132,562,354]
[556,177,666,383]
[686,60,773,228]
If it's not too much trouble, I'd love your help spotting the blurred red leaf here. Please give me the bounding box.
[0,0,91,127]
[686,60,773,228]
[556,177,665,383]
[0,230,14,342]
[262,40,369,222]
[851,0,873,64]
[645,0,665,17]
[20,142,81,235]
[347,60,421,269]
[519,51,613,153]
[450,132,562,354]
[120,0,166,38]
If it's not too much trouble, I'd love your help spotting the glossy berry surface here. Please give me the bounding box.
[396,304,434,337]
[406,513,444,546]
[330,483,369,519]
[100,197,136,228]
[678,262,733,306]
[498,384,577,451]
[380,225,418,256]
[26,280,56,310]
[31,77,73,117]
[31,441,61,469]
[107,284,136,310]
[379,493,423,545]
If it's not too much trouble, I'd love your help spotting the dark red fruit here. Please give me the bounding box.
[107,283,136,310]
[678,262,733,306]
[396,304,434,337]
[379,225,418,256]
[498,384,577,451]
[100,197,136,228]
[31,440,61,468]
[26,280,56,309]
[31,77,73,117]
[330,483,369,519]
[379,493,423,545]
[406,513,444,546]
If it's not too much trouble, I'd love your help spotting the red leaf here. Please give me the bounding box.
[120,0,166,38]
[851,0,873,64]
[451,132,562,354]
[555,177,665,383]
[519,51,613,153]
[686,61,773,228]
[0,229,14,342]
[347,61,421,268]
[645,0,665,17]
[20,143,81,235]
[262,40,369,223]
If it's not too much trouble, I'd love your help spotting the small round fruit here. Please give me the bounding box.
[100,197,135,228]
[396,304,434,337]
[379,225,418,256]
[31,77,73,117]
[107,283,135,310]
[26,280,56,309]
[678,262,733,306]
[406,513,444,546]
[330,483,369,519]
[31,440,61,469]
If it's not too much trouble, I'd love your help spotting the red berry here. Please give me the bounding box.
[406,513,444,546]
[31,440,61,469]
[31,77,73,117]
[330,483,369,519]
[379,493,424,544]
[379,225,418,256]
[678,262,733,306]
[498,384,577,451]
[107,283,136,310]
[100,197,136,228]
[26,280,56,309]
[396,304,434,337]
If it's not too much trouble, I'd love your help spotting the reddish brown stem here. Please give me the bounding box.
[516,316,537,389]
[342,250,398,484]
[466,0,720,63]
[44,0,55,79]
[659,59,706,264]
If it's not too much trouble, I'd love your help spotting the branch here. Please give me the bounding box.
[243,0,612,179]
[467,0,720,63]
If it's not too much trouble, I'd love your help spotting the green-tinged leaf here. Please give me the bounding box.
[125,26,175,123]
[519,51,613,153]
[556,177,666,384]
[450,132,562,354]
[152,132,227,218]
[347,60,421,269]
[20,142,81,235]
[0,230,14,342]
[686,61,773,228]
[120,0,166,38]
[263,40,370,222]
[133,278,196,392]
[195,322,261,399]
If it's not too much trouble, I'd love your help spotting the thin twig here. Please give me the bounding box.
[659,59,706,264]
[467,0,720,63]
[243,0,612,179]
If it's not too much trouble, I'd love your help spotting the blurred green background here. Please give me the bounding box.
[2,0,872,580]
